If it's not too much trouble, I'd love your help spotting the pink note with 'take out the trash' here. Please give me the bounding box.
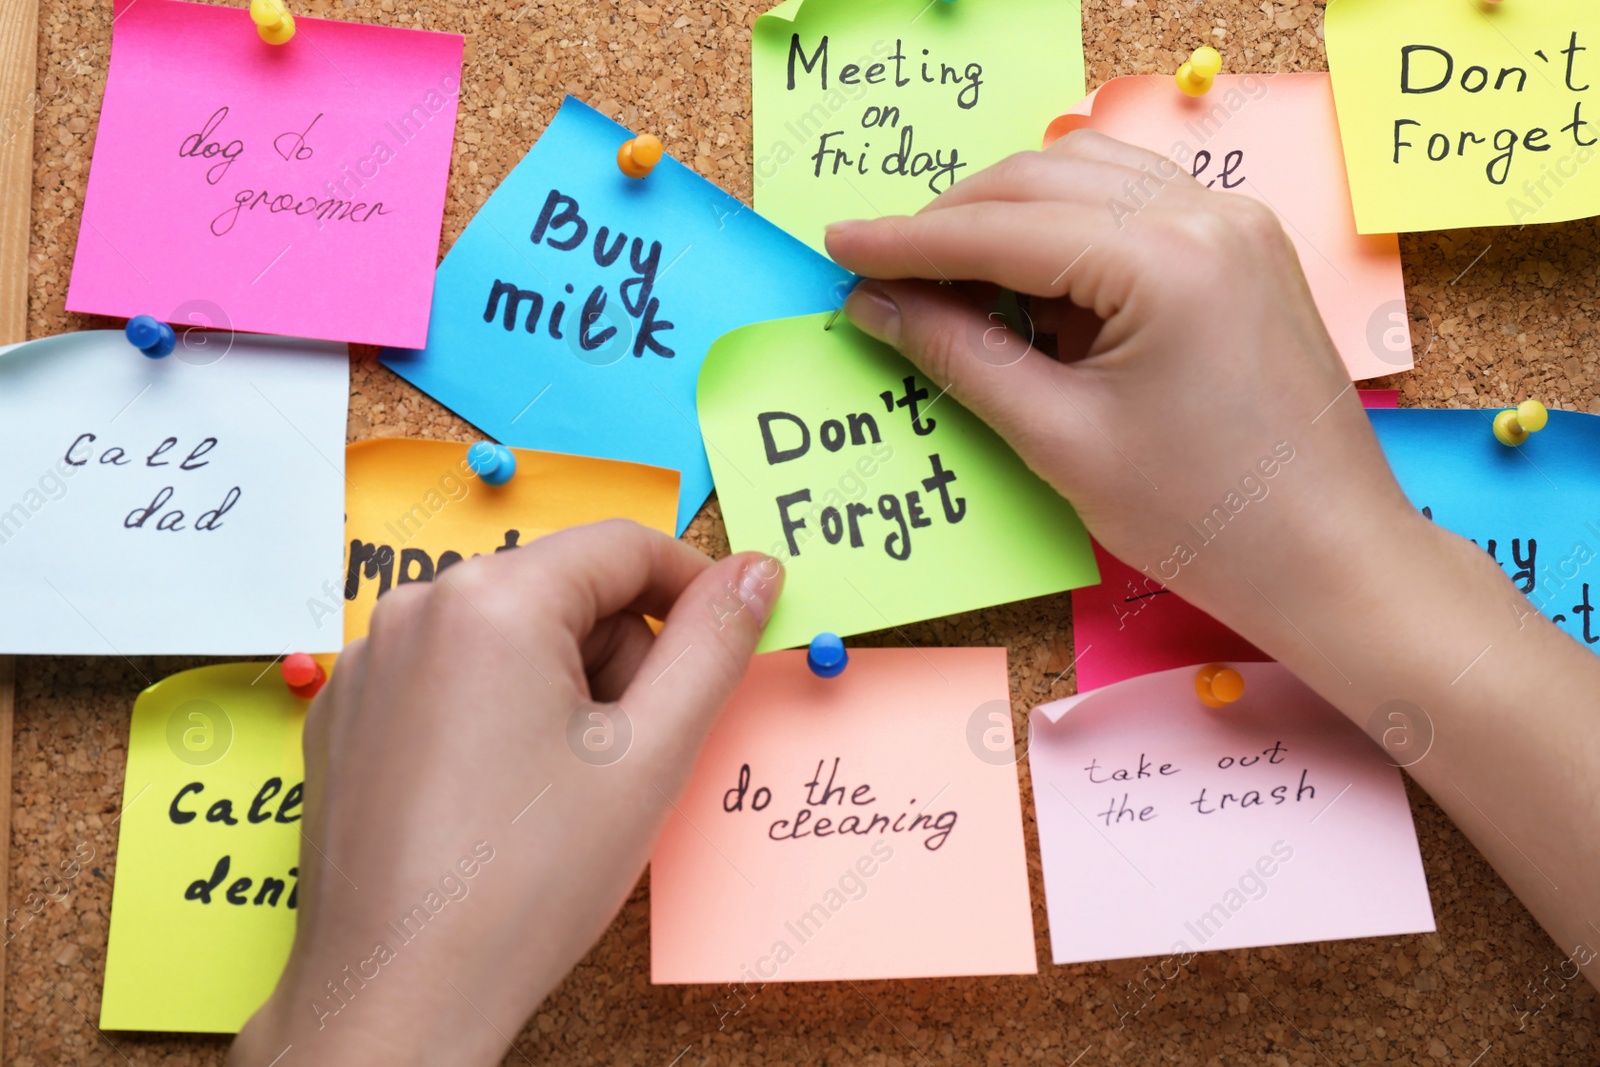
[68,0,462,348]
[1030,662,1434,968]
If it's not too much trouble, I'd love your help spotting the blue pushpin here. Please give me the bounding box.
[467,441,516,486]
[807,632,848,678]
[125,315,176,359]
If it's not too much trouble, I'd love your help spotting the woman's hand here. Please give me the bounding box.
[230,521,781,1067]
[825,129,1421,620]
[829,130,1600,996]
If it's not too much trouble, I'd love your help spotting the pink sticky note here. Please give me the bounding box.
[1031,663,1434,966]
[68,0,462,348]
[651,648,1036,984]
[1046,74,1412,381]
[1071,390,1399,691]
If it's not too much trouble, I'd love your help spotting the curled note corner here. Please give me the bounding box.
[1042,84,1104,148]
[754,0,809,25]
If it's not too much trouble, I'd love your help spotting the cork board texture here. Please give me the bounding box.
[14,0,1600,1063]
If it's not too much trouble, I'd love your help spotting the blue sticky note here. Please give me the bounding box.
[382,96,855,534]
[1371,408,1600,652]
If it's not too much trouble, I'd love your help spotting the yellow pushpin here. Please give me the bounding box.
[1195,664,1245,708]
[1175,46,1223,97]
[1492,399,1548,447]
[617,134,664,179]
[250,0,295,45]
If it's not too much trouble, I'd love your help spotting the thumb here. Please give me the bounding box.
[619,551,783,744]
[844,279,1068,457]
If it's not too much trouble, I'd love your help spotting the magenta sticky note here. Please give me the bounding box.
[67,0,462,348]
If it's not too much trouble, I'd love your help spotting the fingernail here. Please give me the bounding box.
[824,219,865,244]
[736,554,784,626]
[845,283,901,346]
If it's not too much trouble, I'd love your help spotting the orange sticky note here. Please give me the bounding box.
[1044,73,1413,381]
[650,648,1036,984]
[338,439,679,643]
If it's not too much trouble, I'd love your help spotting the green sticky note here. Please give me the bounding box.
[699,313,1099,652]
[102,664,305,1033]
[752,0,1085,252]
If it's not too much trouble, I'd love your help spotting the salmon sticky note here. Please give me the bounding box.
[338,439,679,642]
[1326,0,1600,233]
[699,314,1100,652]
[651,648,1036,983]
[753,0,1084,253]
[102,664,304,1032]
[0,331,347,655]
[67,0,463,347]
[1044,73,1412,380]
[1030,663,1434,966]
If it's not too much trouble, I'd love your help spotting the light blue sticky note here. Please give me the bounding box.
[382,96,855,534]
[1371,408,1600,652]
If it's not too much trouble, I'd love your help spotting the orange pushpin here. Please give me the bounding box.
[1492,399,1548,447]
[617,134,663,179]
[250,0,295,44]
[282,652,327,700]
[1175,46,1222,97]
[1195,664,1245,707]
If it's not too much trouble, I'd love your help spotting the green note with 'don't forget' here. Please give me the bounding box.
[698,313,1099,652]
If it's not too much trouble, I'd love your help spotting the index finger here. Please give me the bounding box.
[446,518,713,640]
[824,198,1117,299]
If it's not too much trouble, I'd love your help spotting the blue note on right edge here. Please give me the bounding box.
[1370,408,1600,652]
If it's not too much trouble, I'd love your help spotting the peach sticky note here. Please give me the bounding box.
[338,439,679,643]
[651,648,1036,984]
[1030,663,1434,967]
[67,0,463,347]
[1044,73,1413,380]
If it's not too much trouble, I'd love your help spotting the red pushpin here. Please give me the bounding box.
[617,134,663,179]
[283,652,327,700]
[1195,663,1245,707]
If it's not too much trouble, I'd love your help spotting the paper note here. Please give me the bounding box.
[1070,391,1399,691]
[1044,73,1411,380]
[651,648,1035,983]
[1030,663,1434,966]
[102,664,305,1032]
[66,0,463,348]
[339,439,678,642]
[752,0,1084,253]
[381,97,852,534]
[1070,543,1269,693]
[0,331,347,655]
[699,314,1099,652]
[1372,408,1600,653]
[1325,0,1600,233]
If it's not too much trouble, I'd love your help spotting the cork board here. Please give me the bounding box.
[14,0,1600,1063]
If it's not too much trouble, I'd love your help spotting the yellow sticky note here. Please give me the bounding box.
[752,0,1084,252]
[338,439,680,643]
[102,664,305,1033]
[1326,0,1600,232]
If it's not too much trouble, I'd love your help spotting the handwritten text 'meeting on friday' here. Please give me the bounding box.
[784,35,984,195]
